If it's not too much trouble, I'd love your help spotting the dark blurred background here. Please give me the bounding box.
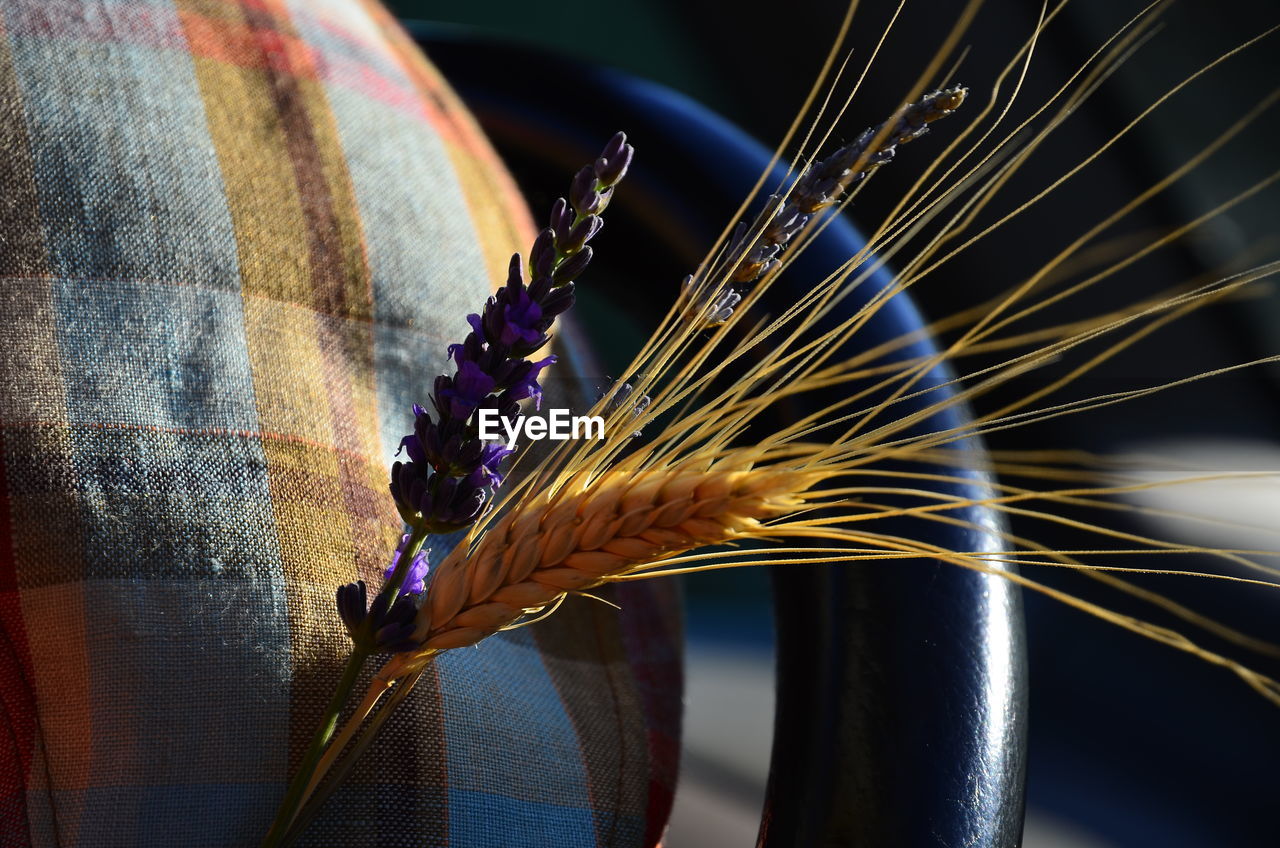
[390,1,1280,845]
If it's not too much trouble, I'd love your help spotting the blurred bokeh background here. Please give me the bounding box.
[389,1,1280,845]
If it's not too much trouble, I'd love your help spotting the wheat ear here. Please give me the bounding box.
[404,453,823,656]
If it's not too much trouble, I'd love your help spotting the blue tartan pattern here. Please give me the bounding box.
[0,1,683,845]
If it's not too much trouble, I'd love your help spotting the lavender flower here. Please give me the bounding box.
[696,86,968,324]
[334,535,431,653]
[682,274,742,325]
[389,132,634,534]
[598,379,651,438]
[384,534,431,596]
[335,581,420,654]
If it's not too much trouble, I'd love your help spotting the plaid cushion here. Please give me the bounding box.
[0,1,682,845]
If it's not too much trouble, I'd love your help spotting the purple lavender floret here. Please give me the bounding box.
[500,289,545,347]
[439,360,497,420]
[383,534,431,596]
[335,580,421,654]
[389,131,634,534]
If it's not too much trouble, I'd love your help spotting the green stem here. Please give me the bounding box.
[262,525,430,847]
[261,645,370,848]
[281,666,430,847]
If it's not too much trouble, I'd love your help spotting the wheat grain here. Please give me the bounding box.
[407,454,825,655]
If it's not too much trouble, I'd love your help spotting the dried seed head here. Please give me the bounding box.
[597,379,651,437]
[687,86,969,328]
[681,274,744,325]
[394,455,824,665]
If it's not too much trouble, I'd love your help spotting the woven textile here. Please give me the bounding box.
[0,1,682,845]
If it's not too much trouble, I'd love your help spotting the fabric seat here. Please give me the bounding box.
[0,1,680,845]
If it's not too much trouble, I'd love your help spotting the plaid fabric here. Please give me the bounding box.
[0,1,683,846]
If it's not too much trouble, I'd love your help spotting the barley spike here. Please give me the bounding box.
[406,452,824,659]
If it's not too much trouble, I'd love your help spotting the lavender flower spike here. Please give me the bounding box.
[695,87,967,325]
[389,132,635,535]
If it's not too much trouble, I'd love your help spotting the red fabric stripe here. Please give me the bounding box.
[4,1,441,130]
[2,1,187,49]
[179,10,433,121]
[0,431,38,846]
[618,581,684,847]
[0,16,51,841]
